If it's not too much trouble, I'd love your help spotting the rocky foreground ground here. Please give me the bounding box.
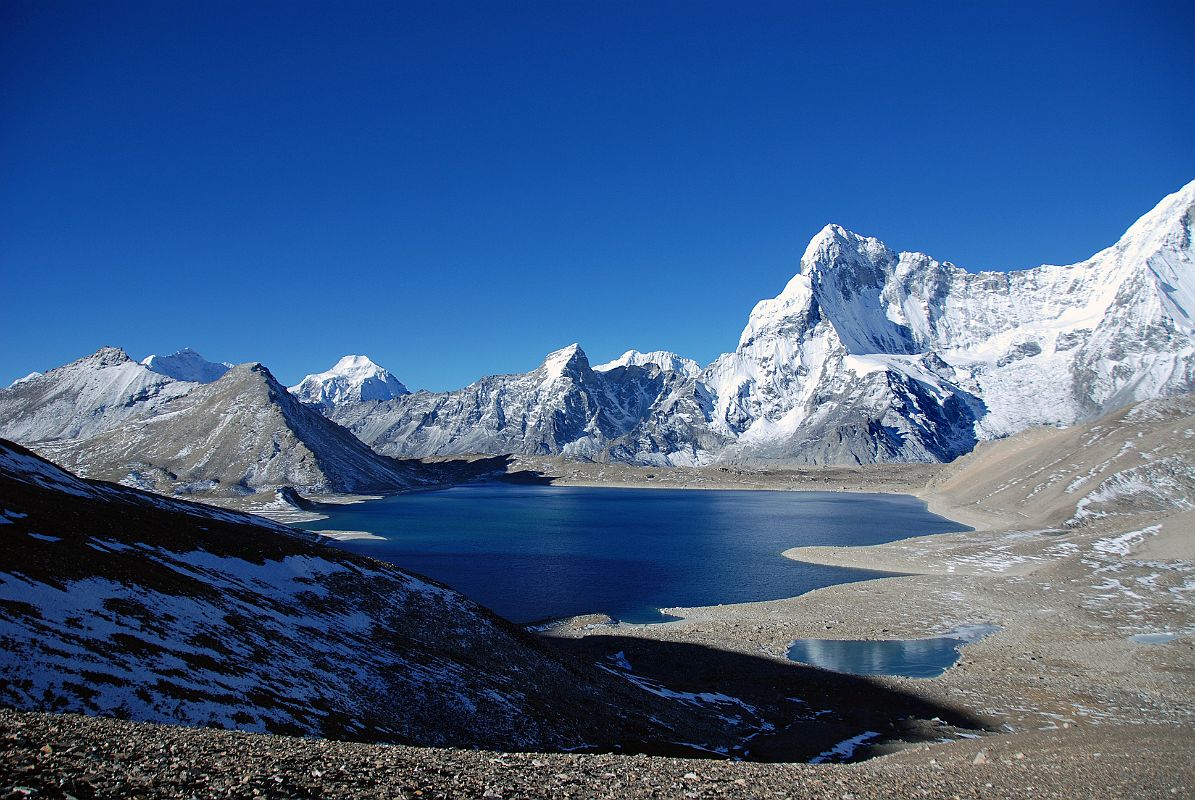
[2,708,1192,799]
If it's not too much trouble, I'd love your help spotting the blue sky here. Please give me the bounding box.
[2,1,1192,391]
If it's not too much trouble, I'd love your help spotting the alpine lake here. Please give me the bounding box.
[297,484,967,626]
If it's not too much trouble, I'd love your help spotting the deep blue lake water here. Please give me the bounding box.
[298,485,967,624]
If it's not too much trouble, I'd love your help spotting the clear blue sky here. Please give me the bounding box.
[2,1,1192,391]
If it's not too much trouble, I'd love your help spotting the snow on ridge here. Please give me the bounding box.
[0,442,98,499]
[8,372,41,388]
[593,349,702,378]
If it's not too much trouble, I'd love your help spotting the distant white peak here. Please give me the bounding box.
[8,372,42,388]
[593,350,701,378]
[539,343,590,382]
[289,355,409,407]
[141,348,231,384]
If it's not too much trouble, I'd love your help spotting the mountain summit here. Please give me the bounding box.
[0,347,196,443]
[141,348,231,383]
[702,179,1195,462]
[289,355,409,409]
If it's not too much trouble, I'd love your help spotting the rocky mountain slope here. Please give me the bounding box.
[317,181,1195,465]
[923,392,1195,535]
[289,355,410,409]
[2,709,1190,800]
[0,347,199,443]
[0,439,734,751]
[32,363,430,496]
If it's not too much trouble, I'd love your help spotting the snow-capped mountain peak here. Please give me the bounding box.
[539,343,590,382]
[289,355,409,408]
[141,347,231,383]
[594,349,702,378]
[1116,178,1195,251]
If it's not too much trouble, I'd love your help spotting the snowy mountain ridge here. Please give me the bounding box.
[324,343,716,463]
[594,349,703,379]
[700,180,1194,461]
[35,361,430,496]
[328,179,1195,465]
[3,180,1191,473]
[7,372,41,388]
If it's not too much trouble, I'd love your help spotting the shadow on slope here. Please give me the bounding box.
[547,634,991,763]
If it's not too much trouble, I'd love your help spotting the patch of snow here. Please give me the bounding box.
[0,445,98,499]
[809,730,881,764]
[313,530,386,541]
[1091,525,1162,557]
[1128,632,1179,644]
[605,651,633,671]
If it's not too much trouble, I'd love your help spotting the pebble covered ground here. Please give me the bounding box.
[1,709,1191,800]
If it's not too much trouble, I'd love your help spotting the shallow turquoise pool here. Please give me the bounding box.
[787,624,999,678]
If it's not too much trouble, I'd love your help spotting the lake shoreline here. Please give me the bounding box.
[534,422,1194,778]
[283,481,953,625]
